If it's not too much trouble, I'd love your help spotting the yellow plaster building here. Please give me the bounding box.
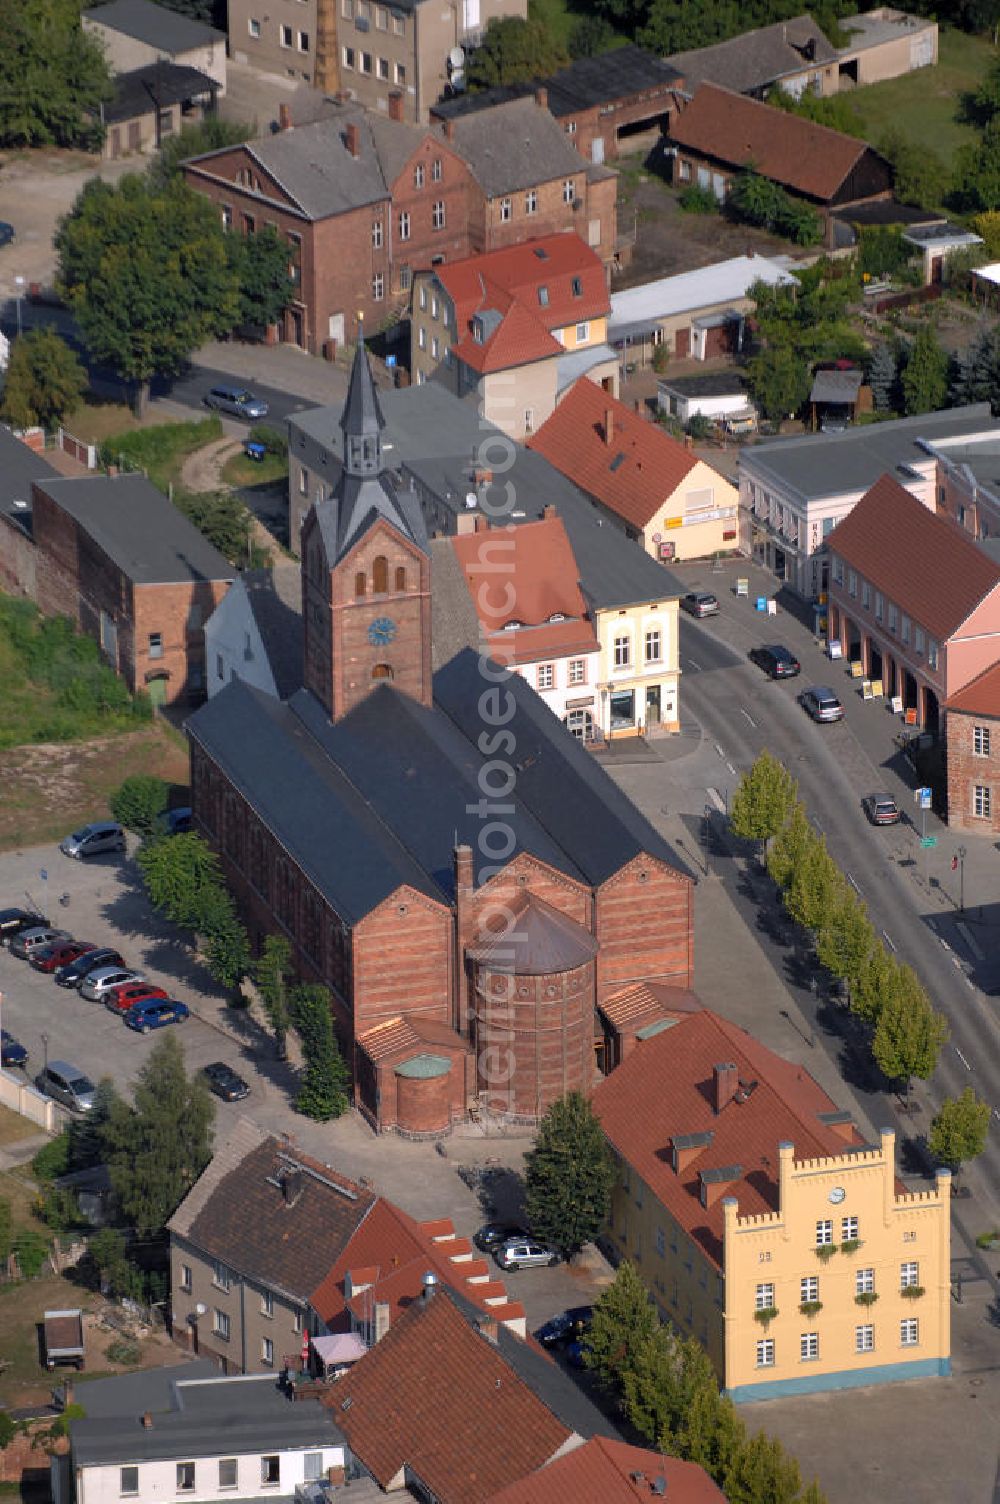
[592,1000,951,1401]
[594,595,680,737]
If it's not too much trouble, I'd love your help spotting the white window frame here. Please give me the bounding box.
[213,1260,231,1291]
[414,163,425,188]
[525,189,537,214]
[177,1463,195,1494]
[855,1324,874,1353]
[815,1219,832,1247]
[645,629,661,664]
[856,1267,875,1295]
[563,177,575,203]
[755,1338,775,1368]
[180,1263,192,1291]
[537,663,554,690]
[213,1309,230,1340]
[842,1216,859,1241]
[372,219,383,249]
[800,1331,819,1362]
[613,634,631,668]
[974,784,992,819]
[568,658,586,685]
[900,1261,919,1289]
[900,1318,919,1346]
[499,197,512,221]
[754,1282,774,1310]
[261,1336,274,1366]
[280,23,293,46]
[432,200,446,230]
[399,210,410,240]
[800,1275,819,1303]
[248,16,261,36]
[974,724,991,757]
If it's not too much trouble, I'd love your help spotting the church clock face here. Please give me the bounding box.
[368,616,397,647]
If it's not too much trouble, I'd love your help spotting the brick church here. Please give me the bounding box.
[187,344,696,1135]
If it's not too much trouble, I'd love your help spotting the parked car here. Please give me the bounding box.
[1,1030,28,1068]
[0,908,49,945]
[60,821,126,860]
[494,1237,560,1271]
[0,223,14,250]
[863,793,901,826]
[202,1061,251,1102]
[10,926,71,960]
[158,807,193,836]
[204,385,269,420]
[104,981,168,1013]
[799,685,845,723]
[473,1222,529,1254]
[56,947,126,987]
[749,645,801,679]
[535,1306,593,1348]
[124,998,190,1033]
[31,940,97,974]
[680,591,719,619]
[80,967,145,1002]
[34,1060,96,1113]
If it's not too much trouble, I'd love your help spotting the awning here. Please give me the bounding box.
[311,1332,367,1366]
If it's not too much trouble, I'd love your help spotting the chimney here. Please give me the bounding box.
[472,466,492,486]
[63,1379,75,1409]
[374,1301,391,1343]
[278,102,292,131]
[542,503,556,519]
[421,1271,439,1304]
[141,1412,153,1431]
[604,407,614,445]
[633,398,643,415]
[281,1165,304,1207]
[345,121,360,158]
[478,1316,498,1344]
[473,514,491,533]
[443,118,455,141]
[388,90,404,122]
[535,86,548,111]
[713,1062,738,1114]
[454,843,474,895]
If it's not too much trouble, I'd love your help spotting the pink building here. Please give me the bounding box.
[826,473,1000,732]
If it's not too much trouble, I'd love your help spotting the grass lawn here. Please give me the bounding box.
[846,28,997,167]
[102,415,223,493]
[221,449,288,488]
[65,401,179,447]
[0,1109,45,1151]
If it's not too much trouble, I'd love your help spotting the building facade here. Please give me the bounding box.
[82,0,227,92]
[945,664,1000,835]
[592,1008,951,1402]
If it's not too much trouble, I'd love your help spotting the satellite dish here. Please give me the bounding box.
[449,45,465,68]
[450,68,466,92]
[465,491,478,508]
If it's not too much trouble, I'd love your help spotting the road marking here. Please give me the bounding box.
[726,762,737,776]
[847,874,862,896]
[957,921,984,960]
[954,1046,972,1072]
[686,658,702,673]
[882,930,896,953]
[706,787,727,813]
[939,936,952,954]
[811,816,824,834]
[714,743,726,759]
[740,708,757,728]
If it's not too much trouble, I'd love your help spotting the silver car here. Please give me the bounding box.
[799,685,844,723]
[35,1060,96,1113]
[9,926,71,960]
[204,384,269,420]
[80,966,145,1002]
[495,1237,561,1271]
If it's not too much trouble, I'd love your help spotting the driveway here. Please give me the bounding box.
[0,150,137,301]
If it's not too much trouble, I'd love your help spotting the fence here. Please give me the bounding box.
[864,284,943,317]
[55,428,98,470]
[0,1068,57,1130]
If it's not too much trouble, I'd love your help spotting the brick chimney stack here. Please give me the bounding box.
[345,121,360,158]
[278,102,292,131]
[604,407,614,445]
[543,504,556,519]
[141,1412,154,1431]
[713,1062,738,1114]
[443,118,455,141]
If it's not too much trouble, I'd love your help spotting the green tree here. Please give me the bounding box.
[102,1033,214,1237]
[255,934,293,1058]
[0,1199,11,1262]
[928,1087,991,1169]
[901,325,950,416]
[583,1259,658,1394]
[678,1383,747,1485]
[149,118,253,186]
[725,1429,804,1504]
[467,16,568,88]
[68,1078,122,1172]
[174,489,256,567]
[110,775,170,839]
[851,942,896,1026]
[569,14,618,56]
[815,890,875,991]
[888,140,949,212]
[200,887,251,991]
[0,0,112,149]
[227,226,296,332]
[0,329,87,431]
[868,341,898,413]
[954,323,1000,410]
[767,801,812,892]
[56,174,239,413]
[290,984,350,1120]
[973,56,1000,124]
[871,966,948,1085]
[86,1226,130,1290]
[729,750,798,857]
[136,831,224,930]
[524,1091,615,1259]
[954,116,1000,212]
[746,344,811,423]
[784,837,844,934]
[727,168,789,232]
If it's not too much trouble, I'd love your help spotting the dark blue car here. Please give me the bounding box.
[124,998,190,1033]
[1,1029,28,1067]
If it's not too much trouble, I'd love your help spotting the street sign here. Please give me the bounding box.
[920,836,937,849]
[916,787,932,810]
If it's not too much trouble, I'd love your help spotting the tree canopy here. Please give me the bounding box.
[928,1088,991,1169]
[149,118,253,187]
[0,329,87,431]
[227,225,296,331]
[729,750,798,851]
[0,0,112,149]
[56,174,239,407]
[467,16,569,88]
[901,326,950,416]
[524,1091,615,1258]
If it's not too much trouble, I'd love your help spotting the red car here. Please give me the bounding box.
[30,940,96,974]
[104,981,168,1014]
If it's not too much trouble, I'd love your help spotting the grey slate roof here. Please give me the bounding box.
[0,425,59,530]
[430,536,480,671]
[809,368,862,404]
[243,566,303,699]
[440,97,590,196]
[668,14,837,96]
[34,475,233,585]
[659,371,749,398]
[83,0,222,51]
[342,340,385,440]
[104,61,217,124]
[432,46,681,121]
[71,1370,342,1467]
[168,1118,268,1241]
[743,404,999,502]
[467,894,598,974]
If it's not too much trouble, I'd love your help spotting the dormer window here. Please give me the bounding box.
[503,620,522,631]
[571,277,583,297]
[472,317,484,343]
[547,612,565,623]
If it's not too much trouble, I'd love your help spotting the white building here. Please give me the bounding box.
[56,1365,350,1504]
[204,566,302,701]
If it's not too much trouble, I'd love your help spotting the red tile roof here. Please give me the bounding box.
[528,378,699,530]
[488,1437,727,1503]
[827,473,1000,641]
[309,1196,525,1332]
[437,233,609,376]
[356,1013,469,1064]
[591,1009,864,1269]
[598,982,701,1032]
[321,1287,571,1503]
[451,515,598,665]
[946,658,1000,716]
[670,82,877,202]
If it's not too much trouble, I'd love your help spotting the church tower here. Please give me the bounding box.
[302,340,432,721]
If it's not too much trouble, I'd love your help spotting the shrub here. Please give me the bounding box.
[686,413,713,440]
[32,1132,71,1183]
[0,1412,15,1450]
[12,1227,50,1279]
[678,184,717,214]
[105,1338,141,1366]
[110,775,169,838]
[35,1187,83,1233]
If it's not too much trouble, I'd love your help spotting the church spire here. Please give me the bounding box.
[341,326,385,478]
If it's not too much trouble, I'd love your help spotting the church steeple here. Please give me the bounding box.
[341,332,385,478]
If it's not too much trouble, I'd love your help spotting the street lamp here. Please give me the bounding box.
[953,846,968,913]
[41,1030,49,1074]
[14,275,24,338]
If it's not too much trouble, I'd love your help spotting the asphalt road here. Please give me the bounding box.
[676,596,1000,1223]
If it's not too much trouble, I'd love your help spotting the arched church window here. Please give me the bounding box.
[372,555,388,593]
[395,566,407,591]
[355,571,366,598]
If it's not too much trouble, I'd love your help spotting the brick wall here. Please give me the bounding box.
[387,137,475,294]
[133,579,229,702]
[352,892,454,1035]
[0,515,35,598]
[945,708,1000,835]
[595,853,693,997]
